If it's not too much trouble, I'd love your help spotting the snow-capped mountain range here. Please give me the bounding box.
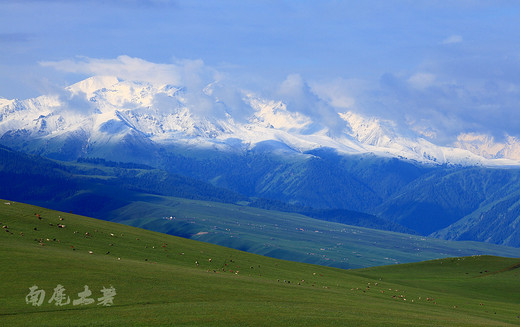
[1,75,519,166]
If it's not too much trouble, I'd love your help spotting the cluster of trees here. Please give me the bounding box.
[0,145,77,202]
[77,157,153,170]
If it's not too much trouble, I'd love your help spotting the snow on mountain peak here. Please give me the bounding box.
[247,97,312,132]
[339,111,396,147]
[455,133,520,161]
[1,75,519,167]
[67,75,120,96]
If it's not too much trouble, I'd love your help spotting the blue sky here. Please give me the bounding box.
[2,0,520,143]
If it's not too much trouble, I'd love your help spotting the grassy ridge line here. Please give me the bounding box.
[1,200,519,326]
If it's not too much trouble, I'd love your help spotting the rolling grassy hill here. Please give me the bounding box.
[1,200,520,326]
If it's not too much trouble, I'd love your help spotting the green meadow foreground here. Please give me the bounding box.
[1,200,519,326]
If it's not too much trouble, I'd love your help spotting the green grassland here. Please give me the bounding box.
[1,200,520,326]
[108,194,520,269]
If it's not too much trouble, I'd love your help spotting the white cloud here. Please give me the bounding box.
[407,72,436,89]
[39,55,217,87]
[442,34,463,44]
[39,55,252,121]
[276,74,346,136]
[310,78,358,110]
[374,67,520,144]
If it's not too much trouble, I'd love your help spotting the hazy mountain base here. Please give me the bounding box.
[1,200,520,326]
[4,143,520,248]
[432,189,520,245]
[157,146,520,247]
[0,145,406,234]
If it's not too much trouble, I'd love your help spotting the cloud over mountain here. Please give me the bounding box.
[3,58,520,167]
[40,56,190,86]
[5,54,516,154]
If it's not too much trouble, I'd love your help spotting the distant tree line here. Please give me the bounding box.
[77,157,154,170]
